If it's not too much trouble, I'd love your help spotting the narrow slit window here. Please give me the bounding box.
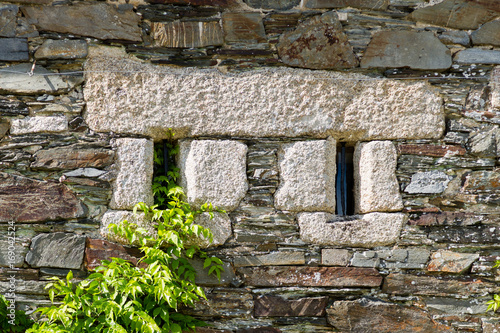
[336,143,355,216]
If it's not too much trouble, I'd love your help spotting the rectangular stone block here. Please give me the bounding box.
[151,21,223,48]
[354,141,402,213]
[25,232,86,269]
[110,138,154,210]
[234,251,305,267]
[10,116,67,135]
[0,236,29,267]
[222,12,266,43]
[179,140,248,211]
[408,212,486,226]
[397,144,466,157]
[304,0,389,9]
[255,295,328,317]
[184,289,254,318]
[275,139,336,212]
[321,248,351,266]
[31,145,114,170]
[238,266,383,287]
[0,38,28,61]
[100,210,154,246]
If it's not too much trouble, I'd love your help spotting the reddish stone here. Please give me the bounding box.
[254,295,328,317]
[0,172,85,222]
[462,170,500,193]
[238,266,382,287]
[398,144,466,157]
[31,146,114,170]
[85,238,143,271]
[408,212,484,226]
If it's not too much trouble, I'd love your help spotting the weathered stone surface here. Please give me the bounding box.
[146,0,233,5]
[454,49,500,65]
[354,141,402,213]
[0,38,28,61]
[21,3,141,41]
[409,0,500,30]
[350,248,430,270]
[100,210,154,245]
[238,266,382,287]
[298,212,405,247]
[327,298,453,333]
[383,273,498,296]
[255,295,328,317]
[0,97,28,116]
[190,212,232,248]
[191,259,236,287]
[462,170,500,193]
[361,31,451,70]
[151,21,223,48]
[0,268,38,280]
[84,57,444,141]
[429,225,500,244]
[10,116,67,135]
[245,0,299,10]
[404,170,452,194]
[185,289,254,318]
[0,173,85,222]
[321,248,351,266]
[179,140,247,211]
[427,250,479,273]
[304,0,389,9]
[0,5,18,37]
[492,66,500,110]
[438,30,470,46]
[277,11,358,69]
[472,19,500,46]
[0,64,82,95]
[398,144,466,157]
[34,39,88,59]
[468,127,500,157]
[25,232,85,269]
[234,251,305,267]
[482,319,500,333]
[222,13,266,44]
[275,139,336,212]
[85,238,142,271]
[63,168,107,178]
[0,120,8,139]
[110,138,154,210]
[424,297,489,315]
[409,212,486,226]
[0,235,29,267]
[31,145,114,170]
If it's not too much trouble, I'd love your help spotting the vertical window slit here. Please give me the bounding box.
[336,143,354,216]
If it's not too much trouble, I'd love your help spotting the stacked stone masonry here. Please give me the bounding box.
[0,0,500,331]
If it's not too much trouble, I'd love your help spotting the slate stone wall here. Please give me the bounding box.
[1,0,500,332]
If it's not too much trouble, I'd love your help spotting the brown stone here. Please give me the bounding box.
[277,11,358,69]
[304,0,389,10]
[3,0,51,3]
[361,30,451,70]
[327,298,453,333]
[85,238,143,271]
[409,0,500,30]
[0,120,8,138]
[383,273,498,296]
[222,12,266,44]
[0,172,85,222]
[31,145,114,170]
[0,268,38,281]
[183,289,254,318]
[151,21,223,48]
[398,144,466,157]
[21,3,141,41]
[472,19,500,46]
[462,170,500,193]
[255,295,328,317]
[427,250,479,273]
[146,0,233,5]
[408,212,485,226]
[34,39,88,60]
[238,266,382,287]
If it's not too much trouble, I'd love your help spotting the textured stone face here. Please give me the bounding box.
[151,21,223,48]
[234,251,305,267]
[361,31,452,70]
[492,67,500,109]
[327,298,453,333]
[472,19,500,46]
[84,57,444,141]
[354,141,402,213]
[277,11,359,69]
[275,139,336,212]
[404,170,452,194]
[298,212,405,247]
[255,295,328,317]
[304,0,389,10]
[321,248,351,266]
[0,38,28,61]
[190,212,232,248]
[31,146,114,170]
[21,3,141,41]
[454,49,500,64]
[0,5,18,37]
[34,39,88,59]
[25,233,86,269]
[85,238,142,271]
[110,138,154,210]
[179,140,248,211]
[245,0,299,10]
[100,210,153,245]
[0,172,85,222]
[0,64,82,95]
[427,250,479,273]
[222,13,266,44]
[10,116,67,135]
[409,0,500,30]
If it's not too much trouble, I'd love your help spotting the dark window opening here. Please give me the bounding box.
[336,143,355,216]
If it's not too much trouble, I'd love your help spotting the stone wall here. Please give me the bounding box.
[1,0,500,332]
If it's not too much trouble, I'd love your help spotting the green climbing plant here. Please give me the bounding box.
[27,133,224,333]
[486,260,500,313]
[0,294,34,333]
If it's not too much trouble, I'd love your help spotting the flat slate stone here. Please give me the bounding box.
[0,235,29,267]
[34,39,88,60]
[472,19,500,46]
[277,11,358,69]
[361,30,451,70]
[151,21,223,48]
[255,295,328,317]
[85,238,142,271]
[438,30,470,46]
[0,172,85,222]
[0,5,18,37]
[31,145,114,170]
[25,232,86,269]
[404,170,452,194]
[409,0,500,30]
[304,0,389,10]
[0,64,83,95]
[427,250,479,273]
[222,12,266,44]
[84,56,444,141]
[0,120,8,139]
[454,49,500,65]
[245,0,299,10]
[0,38,28,61]
[0,97,29,116]
[21,3,141,41]
[327,298,453,333]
